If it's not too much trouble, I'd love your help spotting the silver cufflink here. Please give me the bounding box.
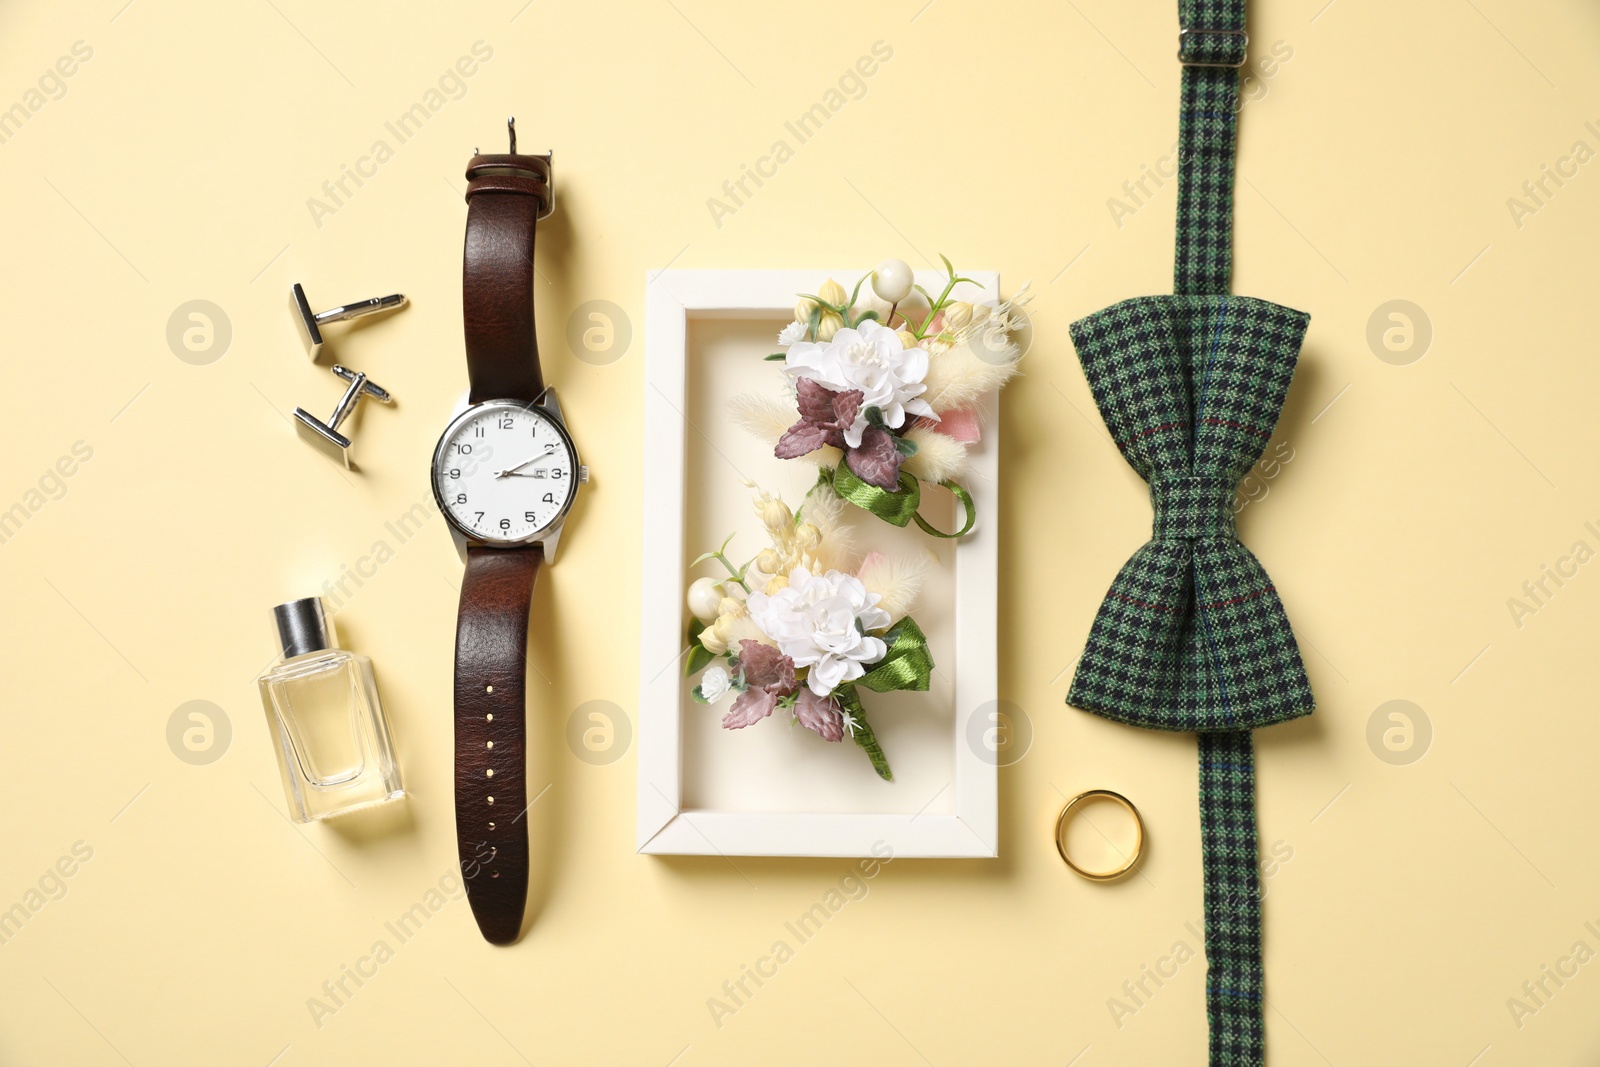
[294,365,393,467]
[290,283,407,361]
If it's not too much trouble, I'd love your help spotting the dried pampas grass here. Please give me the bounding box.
[899,425,968,484]
[857,551,932,623]
[729,393,796,446]
[922,282,1030,413]
[922,337,1022,414]
[800,486,856,571]
[730,393,841,469]
[800,485,847,536]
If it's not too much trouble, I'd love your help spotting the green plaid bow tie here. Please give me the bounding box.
[1068,295,1315,1066]
[1064,2,1318,1064]
[1068,295,1313,732]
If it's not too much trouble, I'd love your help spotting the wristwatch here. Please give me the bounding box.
[430,121,586,945]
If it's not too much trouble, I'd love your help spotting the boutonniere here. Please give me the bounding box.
[734,257,1029,538]
[685,486,933,781]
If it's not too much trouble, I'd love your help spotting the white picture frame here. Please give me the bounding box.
[637,269,1000,858]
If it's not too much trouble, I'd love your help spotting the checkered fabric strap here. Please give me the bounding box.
[1202,729,1266,1064]
[1176,0,1246,295]
[1067,288,1314,1065]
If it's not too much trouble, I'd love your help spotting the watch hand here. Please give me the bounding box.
[494,452,557,478]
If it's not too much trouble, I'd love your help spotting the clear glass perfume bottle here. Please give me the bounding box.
[257,598,405,823]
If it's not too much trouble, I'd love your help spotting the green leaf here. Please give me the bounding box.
[912,283,936,305]
[864,405,886,429]
[853,309,881,326]
[807,303,823,338]
[689,533,736,569]
[801,291,846,315]
[939,253,955,277]
[690,685,710,703]
[894,434,919,457]
[765,352,787,361]
[684,616,715,678]
[685,643,715,678]
[848,272,869,309]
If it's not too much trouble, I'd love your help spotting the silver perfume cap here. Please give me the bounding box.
[271,597,337,659]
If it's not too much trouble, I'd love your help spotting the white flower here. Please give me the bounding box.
[777,321,808,346]
[698,664,733,703]
[745,567,891,696]
[783,319,936,448]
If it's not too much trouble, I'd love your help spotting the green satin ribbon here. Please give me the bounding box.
[833,687,892,781]
[832,618,934,783]
[821,461,977,539]
[857,617,933,694]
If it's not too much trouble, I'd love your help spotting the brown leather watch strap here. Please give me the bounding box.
[462,152,552,404]
[453,544,541,945]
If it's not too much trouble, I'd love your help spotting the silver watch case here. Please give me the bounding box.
[430,387,587,565]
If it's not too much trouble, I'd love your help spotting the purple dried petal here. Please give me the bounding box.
[722,688,777,729]
[794,378,838,423]
[794,689,844,742]
[737,640,796,693]
[845,425,904,490]
[778,379,861,463]
[831,388,863,429]
[776,419,830,459]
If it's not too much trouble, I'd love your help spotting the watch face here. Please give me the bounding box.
[432,399,578,545]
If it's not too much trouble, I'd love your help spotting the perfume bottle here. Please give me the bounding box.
[257,598,404,823]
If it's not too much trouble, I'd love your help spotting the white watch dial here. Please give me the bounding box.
[434,402,576,543]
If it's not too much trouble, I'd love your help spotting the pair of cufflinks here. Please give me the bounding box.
[289,283,407,468]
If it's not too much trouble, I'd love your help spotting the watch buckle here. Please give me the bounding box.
[504,117,555,219]
[473,117,554,219]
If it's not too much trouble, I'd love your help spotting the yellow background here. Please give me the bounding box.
[3,1,1598,1063]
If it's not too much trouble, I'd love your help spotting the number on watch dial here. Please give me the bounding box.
[435,402,575,543]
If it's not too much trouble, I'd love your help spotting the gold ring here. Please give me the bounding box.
[1055,789,1144,881]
